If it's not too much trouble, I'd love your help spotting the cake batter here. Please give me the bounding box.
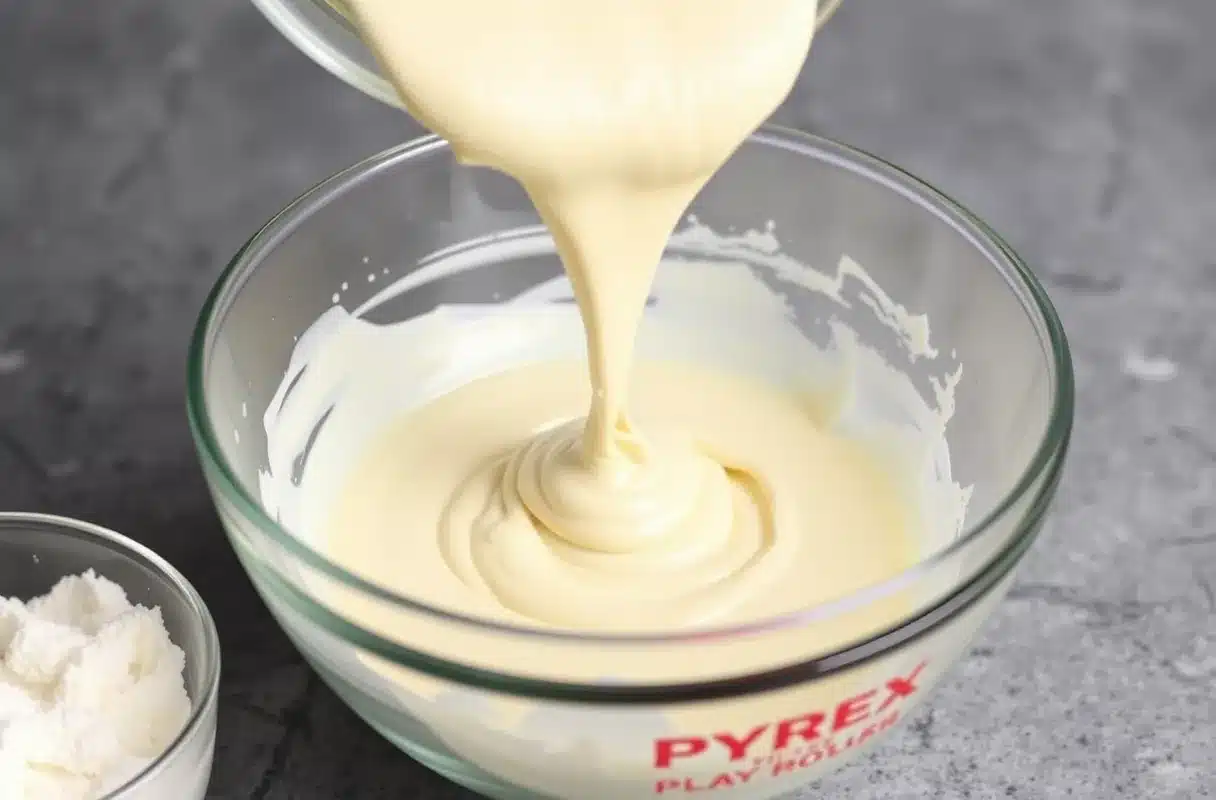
[309,0,928,631]
[265,240,967,797]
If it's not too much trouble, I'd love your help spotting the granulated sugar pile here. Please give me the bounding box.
[0,570,192,799]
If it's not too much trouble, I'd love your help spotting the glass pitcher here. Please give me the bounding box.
[249,0,846,107]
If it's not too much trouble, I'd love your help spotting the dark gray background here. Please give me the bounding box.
[1,0,1213,797]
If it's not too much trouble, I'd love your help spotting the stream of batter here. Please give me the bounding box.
[306,0,930,632]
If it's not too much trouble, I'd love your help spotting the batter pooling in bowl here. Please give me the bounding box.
[316,0,924,630]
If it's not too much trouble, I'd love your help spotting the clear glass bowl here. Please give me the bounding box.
[247,0,846,107]
[0,513,220,800]
[188,128,1072,799]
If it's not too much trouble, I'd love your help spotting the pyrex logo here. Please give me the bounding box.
[652,661,927,794]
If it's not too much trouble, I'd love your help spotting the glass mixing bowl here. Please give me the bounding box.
[188,128,1072,799]
[246,0,846,108]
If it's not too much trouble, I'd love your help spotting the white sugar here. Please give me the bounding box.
[0,571,192,799]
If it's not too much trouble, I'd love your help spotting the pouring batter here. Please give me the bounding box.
[255,4,973,794]
[309,0,930,631]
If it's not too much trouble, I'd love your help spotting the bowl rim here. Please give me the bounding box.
[248,0,848,109]
[0,512,221,797]
[186,127,1074,699]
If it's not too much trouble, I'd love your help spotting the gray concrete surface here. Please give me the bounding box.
[0,0,1213,797]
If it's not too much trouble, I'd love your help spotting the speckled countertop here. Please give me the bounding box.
[0,0,1212,797]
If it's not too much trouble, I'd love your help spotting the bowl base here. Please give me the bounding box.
[305,659,541,800]
[364,717,541,800]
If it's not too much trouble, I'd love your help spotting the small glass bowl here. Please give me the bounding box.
[0,513,220,800]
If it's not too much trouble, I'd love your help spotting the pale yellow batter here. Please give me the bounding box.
[328,360,917,631]
[314,0,927,633]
